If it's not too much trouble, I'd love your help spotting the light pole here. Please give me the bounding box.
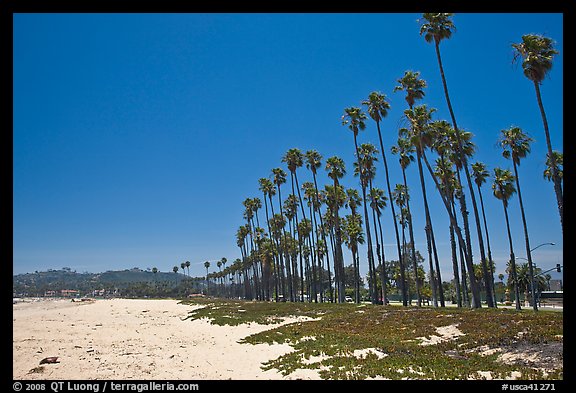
[526,242,556,310]
[530,242,555,253]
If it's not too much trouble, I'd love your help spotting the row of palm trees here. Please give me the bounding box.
[220,13,562,310]
[208,14,562,310]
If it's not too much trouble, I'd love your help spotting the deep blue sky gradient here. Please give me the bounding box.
[13,13,563,281]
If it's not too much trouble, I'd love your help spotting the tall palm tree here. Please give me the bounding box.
[258,237,275,300]
[305,149,333,302]
[185,261,191,277]
[303,181,324,301]
[492,168,522,310]
[272,167,289,299]
[420,13,491,307]
[342,107,379,304]
[259,177,279,301]
[284,194,299,300]
[345,187,363,302]
[353,143,380,303]
[342,213,364,303]
[283,148,315,301]
[362,91,405,306]
[433,122,489,306]
[512,34,562,230]
[269,212,287,298]
[180,262,186,277]
[204,261,211,294]
[173,265,180,287]
[393,71,434,306]
[369,186,389,304]
[433,156,463,307]
[471,161,497,306]
[499,126,538,311]
[390,134,418,305]
[325,156,347,303]
[216,259,223,294]
[220,257,228,297]
[391,184,410,302]
[403,105,443,307]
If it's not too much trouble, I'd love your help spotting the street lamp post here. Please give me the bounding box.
[525,242,556,311]
[530,242,555,253]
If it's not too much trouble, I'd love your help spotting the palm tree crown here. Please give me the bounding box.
[544,151,563,182]
[259,177,276,198]
[282,148,304,174]
[325,156,346,185]
[471,161,490,188]
[394,70,427,109]
[271,167,287,187]
[512,34,558,84]
[492,168,516,208]
[419,13,456,45]
[304,150,323,176]
[499,126,533,166]
[342,107,367,137]
[362,91,391,123]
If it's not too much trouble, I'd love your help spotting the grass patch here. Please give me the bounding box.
[181,298,563,380]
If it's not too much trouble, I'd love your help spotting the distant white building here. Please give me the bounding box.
[549,279,562,291]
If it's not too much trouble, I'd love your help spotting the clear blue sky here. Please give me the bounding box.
[13,13,563,282]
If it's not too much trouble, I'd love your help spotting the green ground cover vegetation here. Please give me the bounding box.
[182,298,562,380]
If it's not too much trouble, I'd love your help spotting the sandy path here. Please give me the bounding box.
[13,298,320,380]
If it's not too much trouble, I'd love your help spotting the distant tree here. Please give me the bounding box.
[204,261,211,294]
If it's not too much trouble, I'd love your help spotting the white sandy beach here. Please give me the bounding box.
[13,298,321,380]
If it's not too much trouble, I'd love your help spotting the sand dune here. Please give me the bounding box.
[13,298,320,380]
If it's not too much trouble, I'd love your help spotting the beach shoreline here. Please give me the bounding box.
[13,297,320,380]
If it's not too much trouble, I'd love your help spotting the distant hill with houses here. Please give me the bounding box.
[13,267,205,298]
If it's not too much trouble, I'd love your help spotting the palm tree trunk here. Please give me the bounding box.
[477,184,497,307]
[399,211,408,304]
[434,41,493,307]
[420,150,482,308]
[401,168,421,306]
[294,172,318,301]
[286,214,297,302]
[430,223,446,307]
[454,168,479,304]
[449,216,462,307]
[369,182,384,304]
[415,150,438,306]
[312,173,334,302]
[327,217,340,302]
[376,207,388,305]
[309,202,323,302]
[512,162,538,311]
[277,188,294,302]
[458,241,469,306]
[354,136,378,304]
[502,202,521,310]
[533,81,563,230]
[263,194,279,302]
[333,196,346,303]
[375,121,408,306]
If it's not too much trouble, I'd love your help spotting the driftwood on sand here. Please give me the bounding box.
[39,357,59,365]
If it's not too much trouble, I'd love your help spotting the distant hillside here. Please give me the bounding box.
[13,267,205,298]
